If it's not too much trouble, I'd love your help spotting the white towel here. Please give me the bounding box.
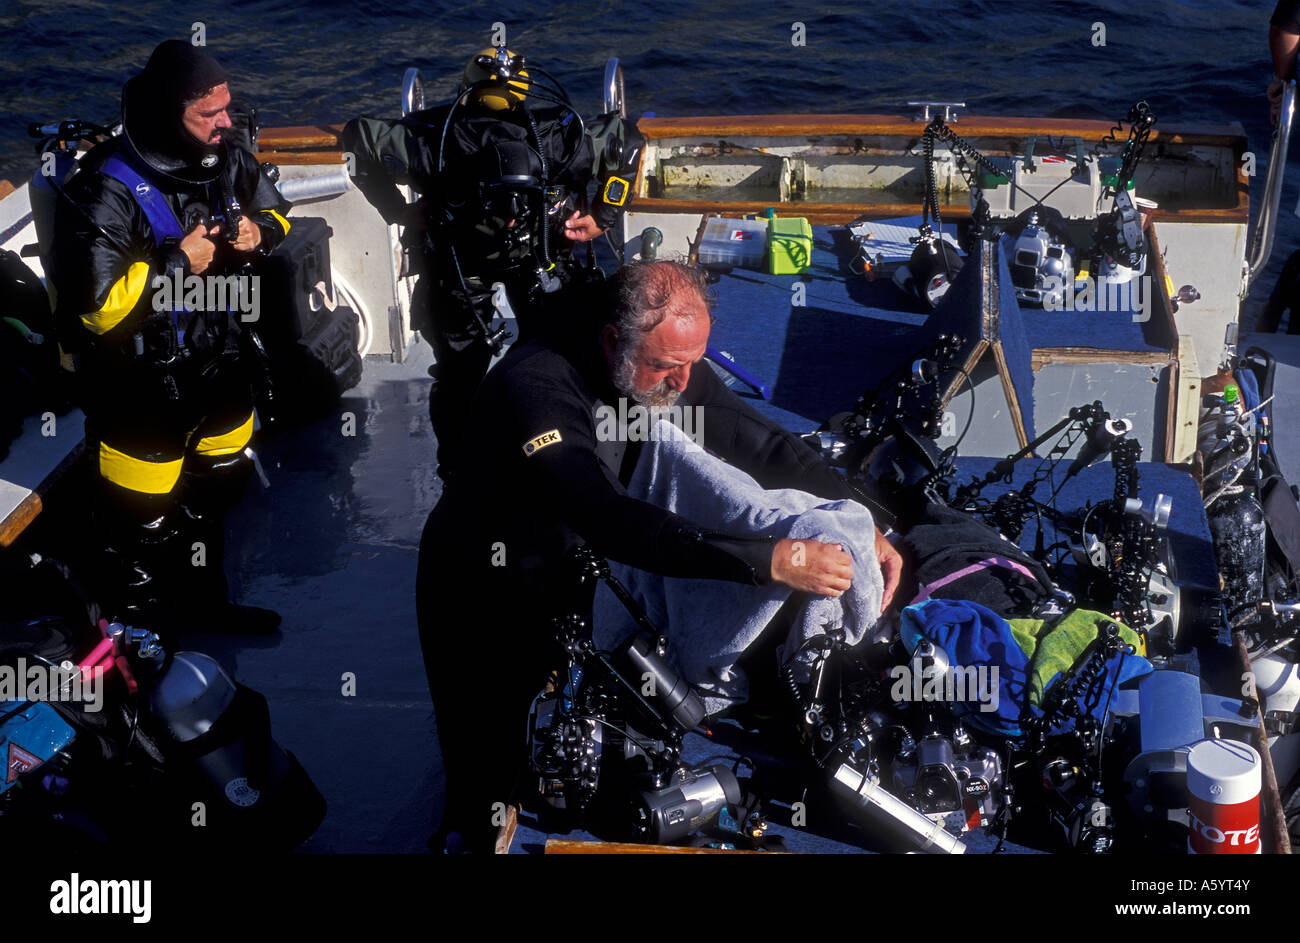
[592,418,882,716]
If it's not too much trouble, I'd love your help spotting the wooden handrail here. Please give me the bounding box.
[258,124,345,150]
[544,838,777,854]
[256,114,1249,154]
[252,113,1249,216]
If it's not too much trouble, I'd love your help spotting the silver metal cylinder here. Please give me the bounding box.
[275,170,353,204]
[830,762,966,854]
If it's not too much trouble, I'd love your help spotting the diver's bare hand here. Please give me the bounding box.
[771,538,854,597]
[232,215,262,252]
[180,224,219,274]
[563,211,604,242]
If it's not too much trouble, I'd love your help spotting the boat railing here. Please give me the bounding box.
[1245,79,1295,290]
[603,58,625,118]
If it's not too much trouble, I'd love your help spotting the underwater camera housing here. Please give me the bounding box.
[1005,206,1075,307]
[786,633,1008,853]
[526,549,736,844]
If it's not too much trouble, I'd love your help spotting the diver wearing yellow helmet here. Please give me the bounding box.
[342,48,644,478]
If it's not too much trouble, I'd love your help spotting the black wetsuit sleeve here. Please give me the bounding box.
[1274,1,1300,32]
[586,114,643,231]
[687,362,858,503]
[51,171,173,341]
[503,364,775,585]
[341,114,424,224]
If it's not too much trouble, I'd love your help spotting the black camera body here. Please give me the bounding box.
[209,191,243,245]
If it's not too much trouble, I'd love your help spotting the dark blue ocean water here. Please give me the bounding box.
[0,0,1290,320]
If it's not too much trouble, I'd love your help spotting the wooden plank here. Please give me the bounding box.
[628,196,1246,227]
[991,343,1029,449]
[1171,334,1202,464]
[257,125,345,150]
[253,117,1246,223]
[0,491,43,548]
[0,179,15,201]
[258,116,1247,152]
[1232,631,1293,854]
[544,839,775,854]
[256,150,347,166]
[0,433,86,549]
[981,240,1030,449]
[630,197,963,225]
[1144,224,1181,463]
[638,114,1247,148]
[1031,348,1173,369]
[493,803,519,855]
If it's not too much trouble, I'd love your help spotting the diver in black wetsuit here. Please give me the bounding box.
[342,48,643,477]
[416,260,903,852]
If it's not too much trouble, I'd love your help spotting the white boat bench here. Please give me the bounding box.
[0,410,85,548]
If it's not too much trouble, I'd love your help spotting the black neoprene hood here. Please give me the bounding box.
[120,39,230,185]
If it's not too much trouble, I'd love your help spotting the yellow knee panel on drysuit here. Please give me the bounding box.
[97,407,255,493]
[193,411,255,456]
[97,440,184,495]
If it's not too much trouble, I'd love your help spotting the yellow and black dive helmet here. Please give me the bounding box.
[462,47,530,111]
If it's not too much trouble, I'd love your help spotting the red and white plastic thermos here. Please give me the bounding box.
[1186,739,1261,854]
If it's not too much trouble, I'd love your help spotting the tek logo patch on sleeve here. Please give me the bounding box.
[523,429,562,456]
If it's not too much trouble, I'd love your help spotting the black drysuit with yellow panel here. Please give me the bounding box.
[50,51,290,625]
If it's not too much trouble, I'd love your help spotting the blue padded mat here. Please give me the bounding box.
[706,225,940,432]
[994,249,1037,441]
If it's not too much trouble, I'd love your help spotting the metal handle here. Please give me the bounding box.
[907,101,966,123]
[1246,80,1295,290]
[603,58,625,118]
[401,67,425,117]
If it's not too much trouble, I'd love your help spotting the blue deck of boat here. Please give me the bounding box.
[188,219,1220,853]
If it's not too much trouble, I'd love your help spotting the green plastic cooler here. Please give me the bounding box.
[767,214,812,275]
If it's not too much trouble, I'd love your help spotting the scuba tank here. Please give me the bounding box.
[27,119,115,274]
[1208,488,1267,618]
[144,650,326,849]
[28,148,79,273]
[1199,385,1252,490]
[1199,383,1267,618]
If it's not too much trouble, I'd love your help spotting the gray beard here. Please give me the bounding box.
[613,345,681,409]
